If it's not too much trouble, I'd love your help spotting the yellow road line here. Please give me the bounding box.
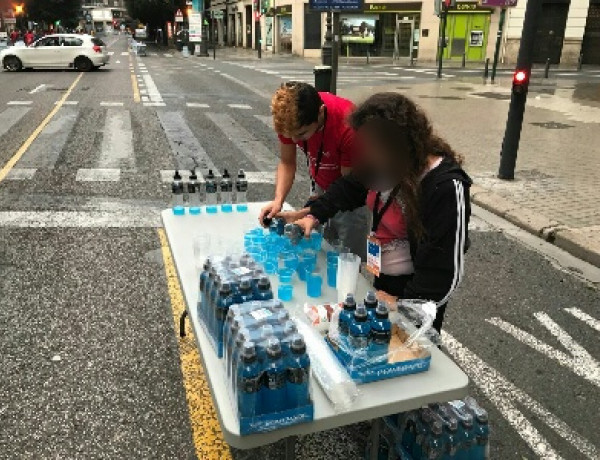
[157,229,232,460]
[130,55,140,103]
[0,72,83,184]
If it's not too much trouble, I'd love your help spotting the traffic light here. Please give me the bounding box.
[512,69,529,93]
[55,20,61,27]
[261,0,270,15]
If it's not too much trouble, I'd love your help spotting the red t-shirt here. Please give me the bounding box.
[278,92,357,191]
[365,190,408,244]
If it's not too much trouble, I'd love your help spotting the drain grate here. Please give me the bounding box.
[471,92,511,100]
[530,121,574,130]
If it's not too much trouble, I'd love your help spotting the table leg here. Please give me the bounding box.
[179,310,188,337]
[367,418,382,460]
[284,435,297,460]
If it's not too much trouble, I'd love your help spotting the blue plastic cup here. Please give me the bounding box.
[221,204,233,213]
[189,206,201,215]
[327,258,338,288]
[280,252,299,271]
[278,284,293,301]
[307,274,322,298]
[236,204,248,212]
[264,260,278,275]
[310,232,323,251]
[173,206,185,215]
[278,268,294,284]
[206,205,218,214]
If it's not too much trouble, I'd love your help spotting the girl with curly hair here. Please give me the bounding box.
[280,93,472,332]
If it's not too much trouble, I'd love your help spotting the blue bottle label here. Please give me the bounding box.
[287,367,309,384]
[371,328,391,344]
[267,371,286,390]
[240,374,262,393]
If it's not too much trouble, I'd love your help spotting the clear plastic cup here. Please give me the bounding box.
[278,284,293,301]
[337,252,360,302]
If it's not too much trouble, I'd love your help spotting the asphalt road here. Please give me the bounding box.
[0,36,598,459]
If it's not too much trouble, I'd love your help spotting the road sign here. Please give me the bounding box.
[212,10,224,19]
[175,9,184,23]
[189,12,203,42]
[480,0,518,6]
[309,0,363,11]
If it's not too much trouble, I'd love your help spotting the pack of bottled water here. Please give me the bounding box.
[327,295,440,384]
[222,300,314,435]
[376,397,490,459]
[198,252,275,357]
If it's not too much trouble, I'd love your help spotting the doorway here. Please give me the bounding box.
[582,2,600,65]
[532,1,570,64]
[394,19,414,59]
[245,5,252,48]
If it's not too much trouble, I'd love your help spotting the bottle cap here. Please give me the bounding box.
[375,301,389,319]
[258,276,271,290]
[242,341,257,359]
[447,418,458,432]
[343,294,357,310]
[354,305,368,321]
[262,216,273,227]
[189,169,197,181]
[277,310,290,322]
[431,420,443,435]
[220,281,232,294]
[240,277,252,291]
[231,315,243,331]
[261,324,274,338]
[272,300,284,310]
[207,169,214,179]
[364,290,378,308]
[236,327,250,345]
[290,334,306,354]
[222,168,230,178]
[238,169,245,178]
[266,337,282,358]
[227,305,240,319]
[173,170,182,180]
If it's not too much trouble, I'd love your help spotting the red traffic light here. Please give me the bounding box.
[513,70,528,84]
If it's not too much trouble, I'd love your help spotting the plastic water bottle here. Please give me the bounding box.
[236,277,254,304]
[425,420,445,459]
[401,411,418,452]
[349,305,371,350]
[208,276,222,339]
[230,328,250,388]
[187,169,201,214]
[370,301,392,361]
[235,169,248,212]
[464,397,490,459]
[262,337,286,414]
[171,170,185,215]
[442,418,460,460]
[237,341,263,418]
[205,169,218,213]
[363,291,378,320]
[226,316,244,380]
[453,411,475,460]
[198,259,212,320]
[220,169,233,212]
[413,410,433,459]
[257,324,275,361]
[338,294,357,336]
[286,334,310,410]
[281,320,298,355]
[215,281,234,344]
[255,276,274,301]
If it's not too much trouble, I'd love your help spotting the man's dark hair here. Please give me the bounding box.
[271,82,323,135]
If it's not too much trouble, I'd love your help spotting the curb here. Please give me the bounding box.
[470,185,600,268]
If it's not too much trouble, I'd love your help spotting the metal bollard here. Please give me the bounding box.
[484,58,490,80]
[462,52,466,68]
[577,52,583,71]
[544,58,550,78]
[410,52,414,67]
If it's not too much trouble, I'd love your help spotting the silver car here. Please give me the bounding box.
[0,34,110,72]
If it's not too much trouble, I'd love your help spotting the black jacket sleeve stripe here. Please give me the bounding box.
[436,179,467,306]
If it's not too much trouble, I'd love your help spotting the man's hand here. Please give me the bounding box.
[293,215,320,238]
[276,208,310,224]
[258,200,283,226]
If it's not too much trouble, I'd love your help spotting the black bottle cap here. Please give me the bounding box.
[173,170,182,180]
[258,276,271,290]
[190,169,197,181]
[364,290,378,309]
[262,216,273,227]
[238,169,245,178]
[222,168,230,178]
[207,169,214,179]
[343,294,357,310]
[290,334,307,354]
[354,305,368,322]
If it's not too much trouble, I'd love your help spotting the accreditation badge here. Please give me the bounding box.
[366,234,382,277]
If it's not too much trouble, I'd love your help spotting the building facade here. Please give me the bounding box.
[504,0,600,65]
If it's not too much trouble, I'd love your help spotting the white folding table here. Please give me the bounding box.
[161,203,468,458]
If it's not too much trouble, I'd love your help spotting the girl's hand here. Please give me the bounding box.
[275,207,310,224]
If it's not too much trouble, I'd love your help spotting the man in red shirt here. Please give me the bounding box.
[24,30,34,46]
[259,82,369,259]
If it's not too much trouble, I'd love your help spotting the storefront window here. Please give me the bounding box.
[279,15,292,53]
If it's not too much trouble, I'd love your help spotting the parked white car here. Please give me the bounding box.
[0,34,109,72]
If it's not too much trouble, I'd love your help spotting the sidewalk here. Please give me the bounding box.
[340,79,600,269]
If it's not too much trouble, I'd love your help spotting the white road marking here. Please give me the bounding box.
[108,51,115,56]
[565,308,600,332]
[29,84,46,94]
[487,314,600,386]
[157,111,218,172]
[142,73,163,103]
[115,60,121,64]
[254,114,272,128]
[100,102,124,107]
[220,73,271,99]
[121,51,129,56]
[99,109,134,169]
[76,168,121,182]
[4,168,36,180]
[0,211,161,228]
[0,107,31,137]
[205,112,278,170]
[443,330,599,459]
[7,101,33,105]
[244,171,276,184]
[143,102,166,107]
[56,101,79,105]
[164,53,173,57]
[228,104,252,109]
[186,102,210,108]
[19,108,78,169]
[141,96,149,102]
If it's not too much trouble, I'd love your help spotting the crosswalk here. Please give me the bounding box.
[0,102,283,188]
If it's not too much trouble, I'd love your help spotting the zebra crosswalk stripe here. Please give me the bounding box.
[99,109,135,169]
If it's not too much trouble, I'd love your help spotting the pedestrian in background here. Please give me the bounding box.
[279,93,472,332]
[259,82,370,260]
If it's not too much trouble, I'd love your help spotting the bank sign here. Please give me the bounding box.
[309,0,364,11]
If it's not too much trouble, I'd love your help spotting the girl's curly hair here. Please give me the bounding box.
[349,93,463,238]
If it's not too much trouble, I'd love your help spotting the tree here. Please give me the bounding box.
[24,0,81,28]
[125,0,186,28]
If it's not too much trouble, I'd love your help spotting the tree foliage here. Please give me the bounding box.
[23,0,81,27]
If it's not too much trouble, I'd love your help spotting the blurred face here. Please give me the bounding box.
[355,124,406,191]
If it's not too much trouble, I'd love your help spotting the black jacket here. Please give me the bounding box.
[309,157,472,305]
